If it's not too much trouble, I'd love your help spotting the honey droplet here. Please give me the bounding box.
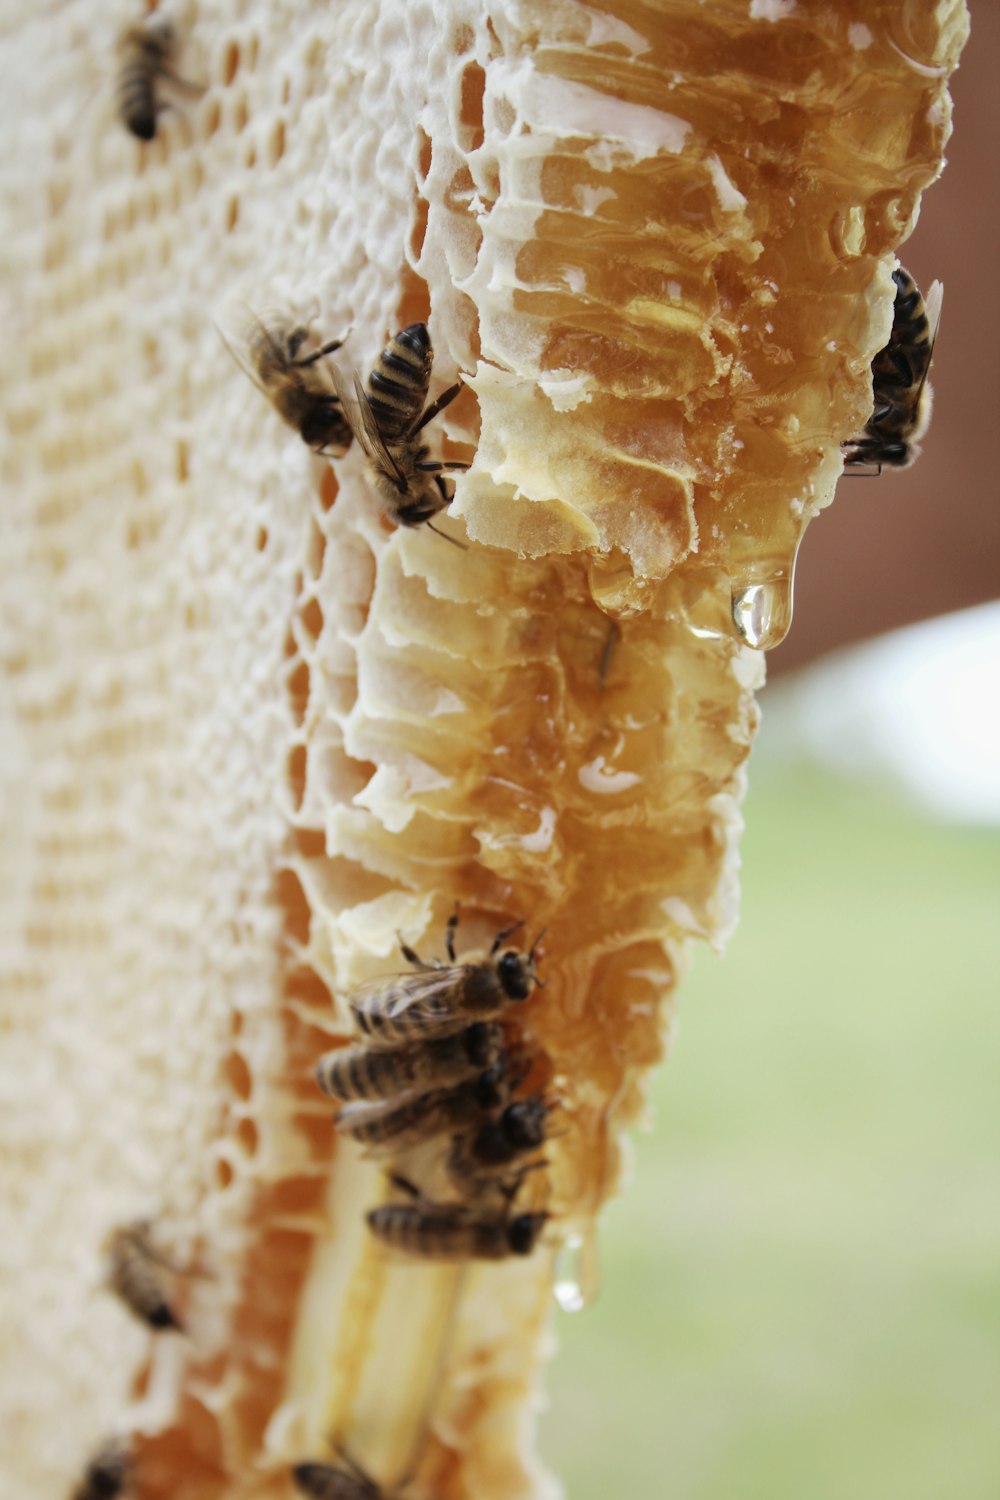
[729,544,800,652]
[730,576,794,650]
[553,1226,601,1313]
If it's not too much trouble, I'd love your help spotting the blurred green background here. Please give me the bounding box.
[541,761,1000,1499]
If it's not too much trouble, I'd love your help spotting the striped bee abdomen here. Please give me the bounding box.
[115,25,175,142]
[367,1202,548,1261]
[875,268,932,391]
[116,63,157,141]
[105,1221,182,1331]
[316,1022,500,1103]
[366,323,432,441]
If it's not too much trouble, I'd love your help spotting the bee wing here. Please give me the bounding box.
[909,280,942,437]
[327,362,363,430]
[330,366,408,490]
[339,1090,453,1153]
[214,302,282,399]
[923,279,944,350]
[349,964,472,1022]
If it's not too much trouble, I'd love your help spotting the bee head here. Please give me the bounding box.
[299,402,341,447]
[292,1463,329,1496]
[85,1446,131,1500]
[496,927,545,1001]
[507,1212,548,1256]
[501,1096,548,1150]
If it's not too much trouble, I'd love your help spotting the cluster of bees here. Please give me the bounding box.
[316,910,552,1263]
[71,16,944,1498]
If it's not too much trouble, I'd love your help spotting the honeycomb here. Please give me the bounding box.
[0,2,966,1498]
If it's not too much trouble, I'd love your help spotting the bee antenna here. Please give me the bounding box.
[425,520,468,550]
[386,1173,421,1201]
[499,1159,547,1202]
[490,918,525,955]
[528,927,547,960]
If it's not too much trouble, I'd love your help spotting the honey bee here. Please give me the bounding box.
[115,18,200,142]
[335,1056,520,1155]
[316,1020,502,1104]
[218,308,353,456]
[332,323,470,540]
[348,912,545,1050]
[446,1093,552,1191]
[105,1220,182,1331]
[367,1178,548,1261]
[71,1443,130,1500]
[843,266,942,473]
[292,1453,387,1500]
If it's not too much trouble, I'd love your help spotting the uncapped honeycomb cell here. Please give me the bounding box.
[0,2,965,1499]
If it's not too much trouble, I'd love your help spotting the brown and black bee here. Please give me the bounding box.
[219,308,353,456]
[335,1054,523,1155]
[446,1093,552,1192]
[348,912,544,1050]
[71,1443,131,1500]
[105,1220,182,1332]
[843,265,942,473]
[115,18,200,142]
[316,1020,502,1104]
[292,1452,389,1500]
[367,1177,548,1262]
[332,323,469,540]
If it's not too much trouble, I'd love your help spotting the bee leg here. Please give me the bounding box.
[387,1173,422,1200]
[425,521,469,550]
[399,940,436,970]
[489,919,525,955]
[445,904,459,962]
[433,476,452,507]
[397,930,445,970]
[840,441,882,477]
[409,381,463,437]
[499,1158,548,1201]
[293,332,351,367]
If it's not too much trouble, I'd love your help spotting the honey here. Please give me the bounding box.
[0,2,966,1497]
